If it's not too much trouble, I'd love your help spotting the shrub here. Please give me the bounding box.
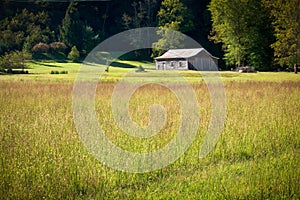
[105,66,109,73]
[32,42,49,53]
[136,65,145,72]
[60,70,68,74]
[0,50,31,71]
[49,42,67,53]
[50,70,59,74]
[68,46,80,62]
[50,70,68,74]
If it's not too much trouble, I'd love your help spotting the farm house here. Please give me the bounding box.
[155,48,219,71]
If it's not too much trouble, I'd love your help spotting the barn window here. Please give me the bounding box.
[170,61,174,69]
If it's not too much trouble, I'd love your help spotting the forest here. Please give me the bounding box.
[0,0,299,71]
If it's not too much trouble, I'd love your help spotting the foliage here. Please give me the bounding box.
[31,42,68,60]
[0,0,298,70]
[32,42,50,54]
[49,42,67,53]
[263,0,300,67]
[67,46,80,62]
[152,0,194,58]
[152,23,186,58]
[0,50,32,71]
[122,0,158,57]
[209,0,274,69]
[59,2,99,55]
[59,2,80,49]
[50,70,68,74]
[157,0,194,32]
[0,9,53,55]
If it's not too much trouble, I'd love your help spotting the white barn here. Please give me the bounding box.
[155,48,219,71]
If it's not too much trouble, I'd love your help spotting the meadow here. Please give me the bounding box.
[0,62,300,199]
[1,61,300,83]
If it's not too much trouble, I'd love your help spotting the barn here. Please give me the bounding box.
[155,48,219,71]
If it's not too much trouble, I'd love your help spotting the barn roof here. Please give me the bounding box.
[155,48,219,60]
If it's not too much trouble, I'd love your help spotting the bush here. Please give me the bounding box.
[32,42,49,54]
[136,65,145,72]
[50,70,68,74]
[68,46,80,62]
[60,70,68,74]
[49,42,67,53]
[0,50,32,71]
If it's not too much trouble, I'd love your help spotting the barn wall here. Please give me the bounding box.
[188,52,218,71]
[155,50,219,71]
[156,60,188,70]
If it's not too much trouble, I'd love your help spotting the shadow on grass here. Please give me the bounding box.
[31,61,63,68]
[32,52,69,63]
[110,61,137,68]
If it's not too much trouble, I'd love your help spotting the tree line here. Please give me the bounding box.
[0,0,299,71]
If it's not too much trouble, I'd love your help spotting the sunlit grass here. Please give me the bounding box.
[1,61,300,83]
[0,79,299,199]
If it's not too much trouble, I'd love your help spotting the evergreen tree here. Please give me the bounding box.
[59,2,99,55]
[68,46,80,62]
[59,2,83,50]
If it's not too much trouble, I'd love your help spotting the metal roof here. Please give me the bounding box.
[155,48,219,60]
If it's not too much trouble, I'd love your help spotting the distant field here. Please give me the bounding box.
[0,62,300,199]
[1,61,300,82]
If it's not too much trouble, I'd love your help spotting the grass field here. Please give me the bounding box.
[0,62,300,199]
[1,61,300,83]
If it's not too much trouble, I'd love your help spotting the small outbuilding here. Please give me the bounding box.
[155,48,219,71]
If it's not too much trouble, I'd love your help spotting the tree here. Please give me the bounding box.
[82,25,100,56]
[68,46,80,62]
[264,0,300,68]
[60,2,99,55]
[0,50,32,72]
[152,0,194,57]
[0,9,53,55]
[209,0,274,69]
[32,42,50,54]
[122,0,158,58]
[49,42,67,53]
[60,2,82,49]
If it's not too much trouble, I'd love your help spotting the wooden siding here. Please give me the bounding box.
[156,60,188,70]
[155,48,219,71]
[188,51,218,71]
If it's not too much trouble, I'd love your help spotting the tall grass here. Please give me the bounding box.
[0,80,299,199]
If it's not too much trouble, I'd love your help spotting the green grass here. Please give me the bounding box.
[0,61,300,199]
[1,61,300,82]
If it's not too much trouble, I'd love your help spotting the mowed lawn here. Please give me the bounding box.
[0,62,300,199]
[1,61,300,82]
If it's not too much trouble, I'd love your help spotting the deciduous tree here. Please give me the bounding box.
[264,0,300,68]
[152,0,194,57]
[209,0,274,69]
[0,9,52,55]
[0,50,31,72]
